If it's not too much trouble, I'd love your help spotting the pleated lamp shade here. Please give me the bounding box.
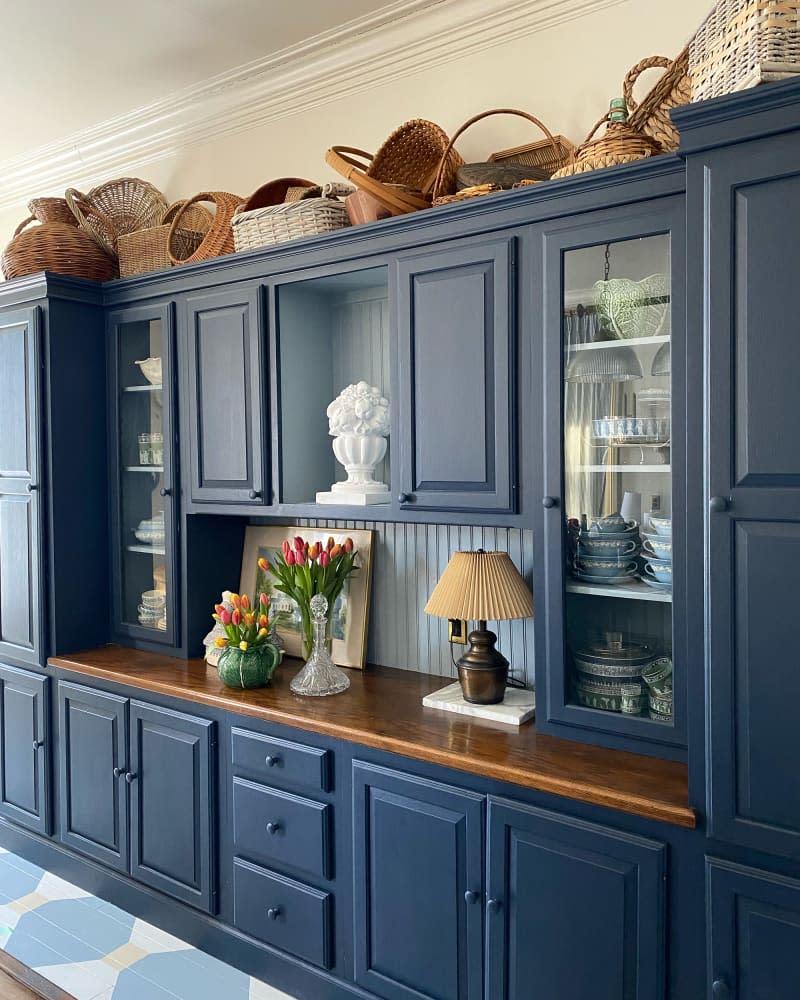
[424,550,533,622]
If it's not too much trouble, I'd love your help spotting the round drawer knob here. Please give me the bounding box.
[248,489,261,500]
[265,755,281,768]
[27,483,39,493]
[542,496,558,509]
[464,890,480,905]
[159,487,171,497]
[712,980,731,999]
[267,907,282,921]
[398,492,413,503]
[709,496,729,513]
[113,766,125,778]
[124,771,138,784]
[266,822,281,835]
[32,739,44,750]
[486,898,502,914]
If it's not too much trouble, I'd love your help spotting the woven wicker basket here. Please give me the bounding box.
[66,178,168,259]
[239,177,317,214]
[625,48,691,153]
[232,183,353,251]
[488,135,574,175]
[690,0,800,100]
[1,216,117,282]
[28,197,77,226]
[326,119,463,215]
[551,111,663,179]
[167,192,243,265]
[118,201,213,278]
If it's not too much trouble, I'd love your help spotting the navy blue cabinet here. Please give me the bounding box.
[486,797,666,1000]
[58,681,216,912]
[353,761,484,1000]
[0,308,44,668]
[184,285,268,505]
[394,236,517,513]
[708,858,800,1000]
[0,664,49,835]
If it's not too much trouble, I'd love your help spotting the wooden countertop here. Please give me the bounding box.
[49,646,696,829]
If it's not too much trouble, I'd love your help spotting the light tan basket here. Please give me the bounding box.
[66,178,168,259]
[624,48,691,152]
[551,112,662,179]
[167,192,243,265]
[118,200,212,277]
[689,0,800,101]
[488,135,575,175]
[231,183,354,251]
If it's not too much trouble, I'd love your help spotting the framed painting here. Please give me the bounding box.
[240,525,374,669]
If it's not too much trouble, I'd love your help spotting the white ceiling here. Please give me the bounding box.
[1,0,416,160]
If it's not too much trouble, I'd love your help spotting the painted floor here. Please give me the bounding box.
[0,846,296,1000]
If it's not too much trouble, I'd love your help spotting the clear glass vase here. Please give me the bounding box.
[291,594,350,697]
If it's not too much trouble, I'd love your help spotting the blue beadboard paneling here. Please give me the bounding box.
[297,519,534,686]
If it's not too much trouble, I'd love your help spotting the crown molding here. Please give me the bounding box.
[0,0,622,213]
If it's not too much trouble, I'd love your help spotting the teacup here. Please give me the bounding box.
[578,536,638,558]
[648,515,672,535]
[641,533,672,560]
[576,557,638,578]
[590,512,631,534]
[644,559,673,583]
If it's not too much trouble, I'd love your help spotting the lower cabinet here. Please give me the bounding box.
[353,762,667,1000]
[0,664,49,835]
[58,681,216,912]
[708,858,800,1000]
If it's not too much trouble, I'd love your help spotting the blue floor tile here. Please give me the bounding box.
[34,898,135,953]
[121,951,251,1000]
[8,907,107,964]
[0,855,43,903]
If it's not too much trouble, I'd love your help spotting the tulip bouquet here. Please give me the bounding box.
[211,591,273,652]
[210,591,283,690]
[265,535,358,657]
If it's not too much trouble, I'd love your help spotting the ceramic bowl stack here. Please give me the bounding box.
[134,510,165,548]
[641,654,673,722]
[138,588,166,630]
[641,514,672,592]
[571,631,654,713]
[572,512,641,585]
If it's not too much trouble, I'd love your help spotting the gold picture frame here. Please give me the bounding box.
[239,525,374,669]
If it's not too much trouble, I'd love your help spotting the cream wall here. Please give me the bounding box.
[0,0,705,252]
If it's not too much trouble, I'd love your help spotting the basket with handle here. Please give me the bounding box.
[430,109,563,206]
[551,107,663,179]
[28,197,77,226]
[624,48,691,153]
[1,215,117,282]
[325,119,463,216]
[66,177,168,259]
[231,183,354,251]
[167,191,243,265]
[117,200,213,277]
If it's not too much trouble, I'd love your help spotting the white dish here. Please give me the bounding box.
[641,576,672,592]
[135,357,162,386]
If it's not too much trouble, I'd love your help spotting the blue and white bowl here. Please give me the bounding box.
[647,515,672,536]
[577,534,639,558]
[641,532,672,561]
[575,556,638,578]
[643,558,673,584]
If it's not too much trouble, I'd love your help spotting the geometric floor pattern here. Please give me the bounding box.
[0,847,295,999]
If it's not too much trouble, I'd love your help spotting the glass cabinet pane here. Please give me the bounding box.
[562,234,673,727]
[117,318,169,634]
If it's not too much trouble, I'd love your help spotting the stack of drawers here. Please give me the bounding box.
[230,726,334,969]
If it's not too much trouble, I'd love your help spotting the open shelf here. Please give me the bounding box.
[578,465,671,473]
[566,579,672,604]
[568,334,670,353]
[127,544,166,556]
[124,466,164,473]
[123,383,162,393]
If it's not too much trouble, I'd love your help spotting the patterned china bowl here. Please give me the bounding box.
[574,557,638,578]
[643,558,673,583]
[641,532,672,560]
[577,534,638,557]
[647,515,672,536]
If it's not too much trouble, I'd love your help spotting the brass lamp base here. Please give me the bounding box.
[456,625,509,705]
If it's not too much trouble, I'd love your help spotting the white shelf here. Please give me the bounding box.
[124,466,164,473]
[123,384,162,393]
[578,465,671,473]
[127,544,166,556]
[566,579,672,603]
[568,334,670,353]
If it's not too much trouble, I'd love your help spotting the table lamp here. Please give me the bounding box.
[424,549,533,705]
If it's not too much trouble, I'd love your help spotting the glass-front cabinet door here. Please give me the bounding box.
[536,194,687,756]
[108,304,177,647]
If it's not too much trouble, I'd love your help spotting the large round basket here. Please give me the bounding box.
[1,216,118,282]
[28,197,77,226]
[167,191,243,265]
[66,178,168,259]
[551,114,662,179]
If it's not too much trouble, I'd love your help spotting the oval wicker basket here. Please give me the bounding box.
[118,200,213,278]
[232,183,353,251]
[66,178,168,259]
[28,197,77,226]
[167,191,243,265]
[326,119,463,216]
[551,113,663,179]
[238,177,317,214]
[1,216,117,282]
[624,48,690,153]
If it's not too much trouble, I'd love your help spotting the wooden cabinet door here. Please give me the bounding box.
[129,700,216,912]
[486,797,666,1000]
[184,285,267,505]
[708,858,800,1000]
[395,236,516,513]
[0,664,49,835]
[353,761,484,1000]
[0,308,44,668]
[58,681,129,871]
[702,133,800,860]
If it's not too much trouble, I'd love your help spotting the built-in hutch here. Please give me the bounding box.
[1,80,800,999]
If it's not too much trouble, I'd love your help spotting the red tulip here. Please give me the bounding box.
[327,536,335,551]
[286,550,295,566]
[344,537,354,553]
[259,592,269,607]
[258,614,268,627]
[320,550,330,568]
[294,535,305,551]
[232,609,241,626]
[282,539,290,558]
[220,609,232,626]
[231,593,241,609]
[295,549,306,566]
[214,603,225,616]
[258,557,269,573]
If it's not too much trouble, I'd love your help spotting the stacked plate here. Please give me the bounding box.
[571,632,654,713]
[138,588,166,630]
[641,515,672,592]
[642,655,673,721]
[571,517,641,585]
[134,510,165,547]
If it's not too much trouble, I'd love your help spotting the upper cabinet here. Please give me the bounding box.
[533,192,688,758]
[183,285,268,505]
[394,236,517,514]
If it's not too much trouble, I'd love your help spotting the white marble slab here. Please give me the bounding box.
[422,682,535,726]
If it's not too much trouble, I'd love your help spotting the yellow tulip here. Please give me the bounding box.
[214,637,228,648]
[239,640,249,651]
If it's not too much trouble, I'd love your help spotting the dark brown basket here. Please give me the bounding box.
[238,178,317,214]
[1,216,118,282]
[167,192,243,265]
[28,197,77,226]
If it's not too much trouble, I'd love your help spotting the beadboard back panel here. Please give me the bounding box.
[298,519,535,686]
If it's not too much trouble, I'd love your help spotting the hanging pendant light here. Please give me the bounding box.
[565,344,644,383]
[651,339,671,376]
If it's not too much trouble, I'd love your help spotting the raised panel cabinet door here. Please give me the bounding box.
[395,237,516,513]
[129,701,216,912]
[58,681,128,871]
[0,307,44,668]
[708,858,800,1000]
[185,286,267,504]
[352,761,484,1000]
[0,664,48,834]
[486,797,666,1000]
[702,135,800,859]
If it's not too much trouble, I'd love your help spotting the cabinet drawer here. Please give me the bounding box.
[233,858,331,969]
[233,777,330,880]
[231,726,330,792]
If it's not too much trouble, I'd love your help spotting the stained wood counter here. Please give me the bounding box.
[48,646,696,829]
